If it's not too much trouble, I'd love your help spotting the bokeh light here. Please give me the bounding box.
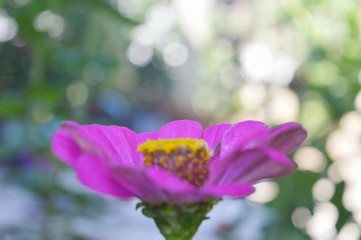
[294,147,327,173]
[34,10,66,39]
[292,207,312,230]
[0,11,18,42]
[248,181,279,203]
[305,202,338,240]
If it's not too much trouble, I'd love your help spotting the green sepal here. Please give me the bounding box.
[139,199,219,240]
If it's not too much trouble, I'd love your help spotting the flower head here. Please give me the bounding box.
[51,120,306,204]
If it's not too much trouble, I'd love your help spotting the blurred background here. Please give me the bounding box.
[0,0,361,239]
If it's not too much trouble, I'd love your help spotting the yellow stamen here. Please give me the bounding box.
[137,138,209,154]
[137,138,212,187]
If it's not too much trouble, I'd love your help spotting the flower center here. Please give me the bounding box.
[137,138,212,187]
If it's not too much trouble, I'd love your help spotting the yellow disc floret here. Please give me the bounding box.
[137,138,210,154]
[137,138,212,187]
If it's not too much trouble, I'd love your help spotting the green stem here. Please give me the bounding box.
[139,200,218,240]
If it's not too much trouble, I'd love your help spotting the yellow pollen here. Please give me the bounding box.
[137,138,212,187]
[137,138,209,154]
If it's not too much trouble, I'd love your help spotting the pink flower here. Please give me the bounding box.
[51,120,306,204]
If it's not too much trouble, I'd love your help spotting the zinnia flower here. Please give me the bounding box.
[51,119,306,240]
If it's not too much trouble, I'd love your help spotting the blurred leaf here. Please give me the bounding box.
[64,0,140,26]
[333,182,351,231]
[0,98,26,117]
[49,47,118,76]
[26,83,63,105]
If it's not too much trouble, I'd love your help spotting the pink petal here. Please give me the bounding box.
[111,166,167,203]
[202,123,231,150]
[52,121,144,167]
[148,167,241,203]
[138,131,158,143]
[202,183,255,198]
[264,122,307,153]
[221,121,269,149]
[145,167,195,193]
[210,121,269,167]
[75,154,135,198]
[209,148,296,185]
[51,129,81,168]
[158,119,203,139]
[145,168,198,204]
